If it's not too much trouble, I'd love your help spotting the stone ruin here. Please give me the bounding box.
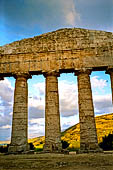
[0,28,113,153]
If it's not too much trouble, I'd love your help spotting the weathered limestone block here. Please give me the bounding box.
[8,73,31,153]
[0,28,113,75]
[75,69,101,152]
[44,72,62,152]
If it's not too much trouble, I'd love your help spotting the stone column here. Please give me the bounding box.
[44,72,62,152]
[75,69,101,153]
[8,73,31,153]
[106,68,113,104]
[0,77,4,80]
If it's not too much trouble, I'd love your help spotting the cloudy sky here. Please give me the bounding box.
[0,0,113,141]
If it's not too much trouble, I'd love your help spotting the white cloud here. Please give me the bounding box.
[33,82,45,98]
[29,118,45,138]
[91,76,107,89]
[62,0,80,26]
[29,118,45,126]
[29,96,44,109]
[9,112,13,116]
[0,125,11,129]
[61,115,79,131]
[0,78,14,141]
[59,80,78,117]
[0,78,14,102]
[93,94,113,114]
[28,82,45,119]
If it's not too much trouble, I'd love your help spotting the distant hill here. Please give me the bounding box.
[1,113,113,149]
[0,141,10,146]
[29,113,113,149]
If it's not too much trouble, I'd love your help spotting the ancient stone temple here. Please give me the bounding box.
[0,28,113,153]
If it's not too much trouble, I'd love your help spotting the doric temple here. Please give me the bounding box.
[0,28,113,153]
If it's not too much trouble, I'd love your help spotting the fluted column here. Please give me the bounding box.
[8,73,31,153]
[75,69,101,152]
[106,68,113,104]
[0,77,4,80]
[44,72,62,152]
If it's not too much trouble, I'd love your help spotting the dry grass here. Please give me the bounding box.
[0,153,113,170]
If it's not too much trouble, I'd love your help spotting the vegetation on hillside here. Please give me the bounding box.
[0,113,113,152]
[28,113,113,150]
[99,134,113,150]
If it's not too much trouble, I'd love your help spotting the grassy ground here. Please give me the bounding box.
[0,153,113,170]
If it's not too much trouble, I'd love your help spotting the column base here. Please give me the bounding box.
[77,148,103,154]
[43,143,62,153]
[8,143,30,154]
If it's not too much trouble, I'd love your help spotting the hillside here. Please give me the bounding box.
[29,113,113,149]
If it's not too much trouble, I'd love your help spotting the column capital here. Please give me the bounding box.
[74,68,92,76]
[0,77,4,80]
[44,71,60,78]
[13,73,32,80]
[106,67,113,75]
